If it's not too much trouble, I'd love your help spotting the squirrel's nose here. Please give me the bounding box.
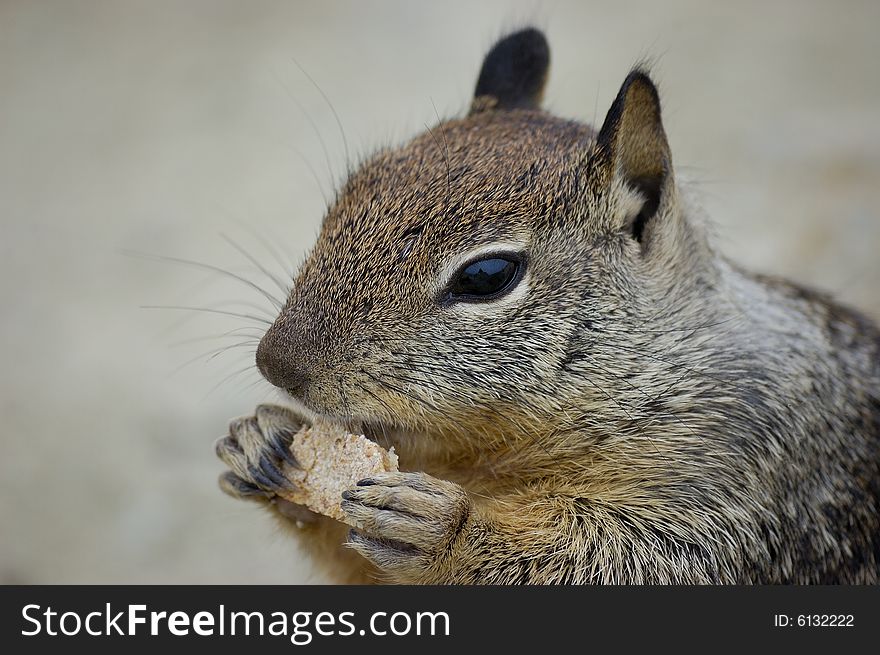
[255,333,309,396]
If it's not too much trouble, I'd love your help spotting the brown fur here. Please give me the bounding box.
[217,28,880,583]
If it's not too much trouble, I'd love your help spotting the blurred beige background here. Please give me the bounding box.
[1,0,878,583]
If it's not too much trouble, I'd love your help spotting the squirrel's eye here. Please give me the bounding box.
[447,255,523,303]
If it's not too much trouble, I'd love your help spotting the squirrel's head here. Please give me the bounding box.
[257,28,706,447]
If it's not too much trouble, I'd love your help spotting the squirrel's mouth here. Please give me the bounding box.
[276,388,409,450]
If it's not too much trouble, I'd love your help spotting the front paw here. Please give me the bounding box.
[341,472,471,578]
[215,404,303,501]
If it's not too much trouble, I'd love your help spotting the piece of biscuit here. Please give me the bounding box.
[278,421,398,523]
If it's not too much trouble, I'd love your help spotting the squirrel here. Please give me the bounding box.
[215,28,880,584]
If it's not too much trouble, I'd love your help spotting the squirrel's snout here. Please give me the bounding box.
[255,332,309,397]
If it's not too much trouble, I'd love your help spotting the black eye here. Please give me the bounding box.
[446,254,524,303]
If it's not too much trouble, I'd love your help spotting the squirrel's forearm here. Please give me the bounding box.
[410,500,731,585]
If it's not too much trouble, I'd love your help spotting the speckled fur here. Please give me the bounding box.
[218,29,880,584]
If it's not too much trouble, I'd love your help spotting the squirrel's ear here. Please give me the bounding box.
[595,70,672,244]
[470,28,550,114]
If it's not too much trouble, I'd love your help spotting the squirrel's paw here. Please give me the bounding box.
[215,404,303,501]
[341,472,470,577]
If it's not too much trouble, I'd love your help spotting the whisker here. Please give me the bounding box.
[424,116,452,220]
[358,371,403,423]
[591,315,742,336]
[233,220,300,286]
[381,369,469,406]
[608,342,753,397]
[282,140,331,207]
[123,250,283,311]
[580,353,711,450]
[576,374,675,468]
[238,375,270,396]
[271,66,336,192]
[207,340,259,361]
[205,364,260,398]
[167,340,258,377]
[208,299,279,320]
[292,57,351,176]
[220,232,291,298]
[363,370,441,414]
[141,304,272,326]
[168,326,265,348]
[380,366,557,459]
[430,99,453,216]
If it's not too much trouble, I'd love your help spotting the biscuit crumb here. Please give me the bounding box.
[278,421,398,523]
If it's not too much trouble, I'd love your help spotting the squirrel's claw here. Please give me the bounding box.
[218,470,273,500]
[341,471,472,580]
[269,432,299,467]
[215,404,304,499]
